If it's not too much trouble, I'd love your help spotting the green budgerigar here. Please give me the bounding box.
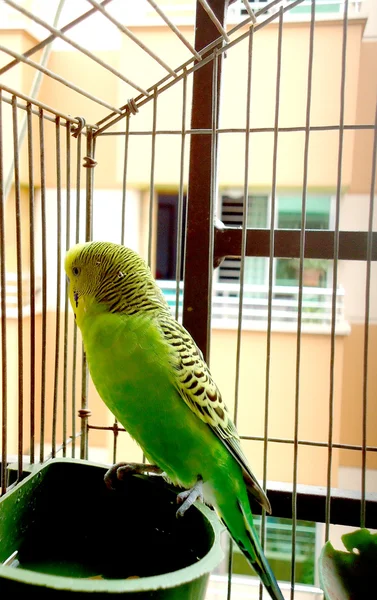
[65,241,284,600]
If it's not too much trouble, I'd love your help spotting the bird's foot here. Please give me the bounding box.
[176,477,203,518]
[104,462,163,490]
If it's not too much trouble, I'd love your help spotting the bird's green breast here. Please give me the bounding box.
[79,310,230,489]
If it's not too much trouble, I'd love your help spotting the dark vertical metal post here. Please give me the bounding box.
[205,51,220,365]
[183,0,229,361]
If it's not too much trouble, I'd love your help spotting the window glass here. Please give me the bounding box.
[231,517,317,586]
[156,193,186,281]
[219,193,331,288]
[277,196,331,230]
[245,195,269,286]
[276,195,331,287]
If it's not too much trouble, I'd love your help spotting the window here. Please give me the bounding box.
[276,195,331,288]
[219,193,332,288]
[156,193,186,281]
[231,517,317,586]
[290,0,342,16]
[219,194,268,285]
[238,0,342,17]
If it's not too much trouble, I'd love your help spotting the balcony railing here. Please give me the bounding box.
[228,0,364,22]
[3,273,42,318]
[157,280,350,334]
[3,273,349,334]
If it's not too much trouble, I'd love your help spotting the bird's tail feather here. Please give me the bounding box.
[229,500,285,600]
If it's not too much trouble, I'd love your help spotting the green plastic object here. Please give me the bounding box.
[319,528,377,600]
[0,458,223,598]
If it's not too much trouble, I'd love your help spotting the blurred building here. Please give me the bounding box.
[1,0,376,592]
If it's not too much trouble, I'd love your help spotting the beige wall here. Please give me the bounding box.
[2,21,372,198]
[0,30,44,187]
[350,39,377,194]
[1,20,372,193]
[39,48,121,190]
[218,20,363,190]
[209,328,345,487]
[0,311,109,459]
[113,20,364,190]
[6,19,364,191]
[339,323,377,469]
[4,185,31,272]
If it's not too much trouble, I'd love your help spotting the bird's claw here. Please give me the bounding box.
[104,462,163,490]
[176,478,203,518]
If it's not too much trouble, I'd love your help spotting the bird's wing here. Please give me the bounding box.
[159,316,271,513]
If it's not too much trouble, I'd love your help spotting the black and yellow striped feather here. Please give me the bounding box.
[158,315,271,514]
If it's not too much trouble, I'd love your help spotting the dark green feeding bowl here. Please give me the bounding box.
[0,458,223,598]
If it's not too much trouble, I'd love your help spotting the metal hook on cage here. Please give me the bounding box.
[83,156,98,169]
[78,408,92,419]
[77,408,92,459]
[125,98,138,115]
[71,116,86,138]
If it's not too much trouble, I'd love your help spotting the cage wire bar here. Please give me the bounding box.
[325,0,348,543]
[0,89,6,495]
[290,0,315,593]
[0,0,377,597]
[233,24,255,599]
[361,99,377,528]
[26,102,35,466]
[265,7,284,597]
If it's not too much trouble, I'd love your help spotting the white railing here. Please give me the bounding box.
[206,574,323,600]
[157,280,350,333]
[3,273,42,318]
[228,0,364,22]
[118,0,365,28]
[3,273,349,333]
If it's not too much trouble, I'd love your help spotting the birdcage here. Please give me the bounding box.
[0,0,376,598]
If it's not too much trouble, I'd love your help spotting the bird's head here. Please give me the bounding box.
[65,241,168,325]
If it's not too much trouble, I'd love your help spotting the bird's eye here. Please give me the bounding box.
[72,266,80,276]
